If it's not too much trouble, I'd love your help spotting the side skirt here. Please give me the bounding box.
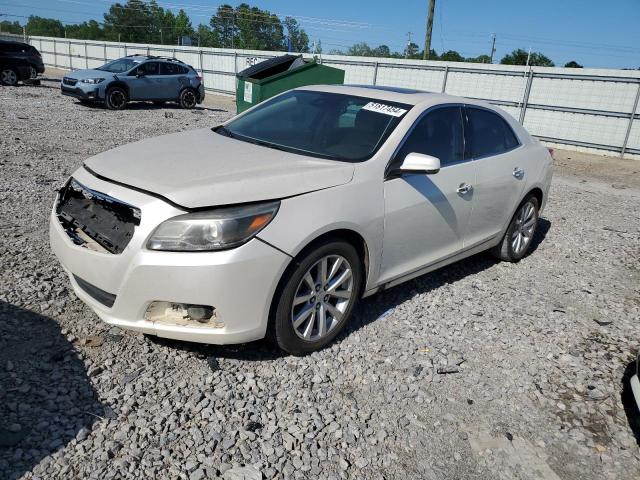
[362,236,498,298]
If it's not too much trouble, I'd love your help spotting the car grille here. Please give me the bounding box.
[56,178,141,254]
[62,77,78,86]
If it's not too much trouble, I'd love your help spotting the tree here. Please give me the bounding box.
[405,42,419,58]
[174,9,194,45]
[283,17,309,53]
[66,20,105,40]
[25,16,65,37]
[466,54,491,64]
[564,60,583,68]
[372,45,391,57]
[0,20,23,35]
[103,0,155,43]
[439,50,464,62]
[347,42,373,57]
[500,48,554,67]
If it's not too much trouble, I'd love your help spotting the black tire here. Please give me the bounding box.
[105,86,128,110]
[178,88,197,109]
[29,66,37,79]
[0,68,19,86]
[492,195,540,262]
[270,239,363,355]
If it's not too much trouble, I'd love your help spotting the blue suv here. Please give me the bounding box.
[61,55,205,110]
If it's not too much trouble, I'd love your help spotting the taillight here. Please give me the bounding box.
[547,147,555,160]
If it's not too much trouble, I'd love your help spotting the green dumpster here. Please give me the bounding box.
[236,54,345,113]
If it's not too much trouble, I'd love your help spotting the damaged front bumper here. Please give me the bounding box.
[49,167,290,344]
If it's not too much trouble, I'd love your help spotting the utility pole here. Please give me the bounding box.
[405,31,412,58]
[525,46,532,67]
[160,28,163,44]
[490,33,497,62]
[423,0,436,60]
[23,25,26,42]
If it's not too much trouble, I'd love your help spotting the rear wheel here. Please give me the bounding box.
[105,86,127,110]
[178,88,197,109]
[492,195,539,262]
[1,68,18,86]
[29,66,37,79]
[271,240,362,355]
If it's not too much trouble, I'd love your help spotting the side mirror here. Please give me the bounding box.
[399,152,441,175]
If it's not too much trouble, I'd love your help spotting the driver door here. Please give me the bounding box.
[378,106,476,284]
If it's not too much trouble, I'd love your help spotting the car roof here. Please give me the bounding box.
[297,84,494,109]
[122,54,186,64]
[0,40,30,47]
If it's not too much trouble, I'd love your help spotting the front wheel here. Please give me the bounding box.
[105,87,127,110]
[492,196,539,262]
[178,88,197,109]
[271,240,362,355]
[1,68,19,86]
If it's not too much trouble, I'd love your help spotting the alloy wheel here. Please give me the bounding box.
[291,255,354,341]
[511,200,536,255]
[182,90,196,108]
[108,89,126,109]
[1,69,18,86]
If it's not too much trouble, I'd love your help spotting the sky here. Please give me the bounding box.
[1,0,639,69]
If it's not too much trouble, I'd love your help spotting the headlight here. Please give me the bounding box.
[80,78,105,84]
[147,201,279,251]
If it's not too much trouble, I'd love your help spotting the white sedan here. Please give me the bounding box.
[50,85,553,355]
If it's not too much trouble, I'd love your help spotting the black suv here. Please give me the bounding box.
[0,40,45,86]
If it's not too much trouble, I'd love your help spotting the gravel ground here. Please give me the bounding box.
[1,78,639,480]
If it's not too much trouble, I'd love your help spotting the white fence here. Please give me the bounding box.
[23,35,640,159]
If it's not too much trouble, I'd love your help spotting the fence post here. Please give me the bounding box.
[103,42,107,62]
[372,61,379,85]
[53,38,57,68]
[234,52,238,74]
[68,40,72,70]
[519,68,534,124]
[199,49,204,76]
[621,82,640,158]
[124,44,127,56]
[441,65,449,93]
[84,42,88,69]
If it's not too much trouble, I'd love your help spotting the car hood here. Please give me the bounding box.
[66,68,116,80]
[84,128,355,208]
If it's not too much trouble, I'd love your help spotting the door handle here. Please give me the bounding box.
[513,167,525,179]
[456,183,473,195]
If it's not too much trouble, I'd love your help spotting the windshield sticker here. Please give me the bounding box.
[362,102,407,117]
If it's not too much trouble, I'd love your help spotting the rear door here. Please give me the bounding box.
[379,105,476,283]
[463,106,527,247]
[158,62,188,100]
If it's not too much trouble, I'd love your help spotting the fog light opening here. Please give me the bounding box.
[145,301,223,328]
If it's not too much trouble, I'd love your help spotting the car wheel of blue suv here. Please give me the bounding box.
[178,88,197,109]
[105,86,128,110]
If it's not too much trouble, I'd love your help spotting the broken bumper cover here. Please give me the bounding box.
[49,168,290,344]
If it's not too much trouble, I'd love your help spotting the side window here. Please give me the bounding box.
[466,107,520,158]
[160,62,185,75]
[395,106,465,166]
[139,62,159,75]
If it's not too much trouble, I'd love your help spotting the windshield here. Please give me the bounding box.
[97,58,141,73]
[220,90,412,162]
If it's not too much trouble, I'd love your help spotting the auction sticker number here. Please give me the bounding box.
[362,102,407,117]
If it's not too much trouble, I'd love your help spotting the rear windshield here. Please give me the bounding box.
[97,58,141,73]
[218,90,411,162]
